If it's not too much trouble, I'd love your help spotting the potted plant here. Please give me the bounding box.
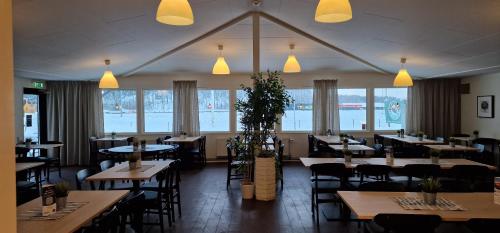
[140,139,147,149]
[111,131,116,139]
[326,129,333,137]
[339,133,348,141]
[25,137,33,148]
[342,138,349,149]
[473,130,479,140]
[421,178,441,205]
[180,131,187,139]
[449,138,456,147]
[54,182,69,210]
[235,71,292,201]
[385,148,394,164]
[400,129,405,138]
[396,130,401,138]
[430,150,440,164]
[343,149,353,163]
[417,131,424,141]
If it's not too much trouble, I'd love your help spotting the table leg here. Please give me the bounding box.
[132,180,140,191]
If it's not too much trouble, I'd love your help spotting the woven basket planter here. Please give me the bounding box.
[254,156,276,201]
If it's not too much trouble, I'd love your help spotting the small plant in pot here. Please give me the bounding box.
[473,130,479,140]
[140,139,147,149]
[417,131,424,141]
[339,133,347,141]
[25,137,33,148]
[54,182,69,210]
[430,150,440,164]
[111,131,116,139]
[396,130,401,137]
[180,131,187,139]
[421,178,441,205]
[449,138,457,147]
[326,129,333,137]
[342,138,349,149]
[343,149,353,163]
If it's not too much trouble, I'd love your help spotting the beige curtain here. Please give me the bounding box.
[173,80,200,136]
[47,81,104,166]
[313,79,340,135]
[406,78,461,138]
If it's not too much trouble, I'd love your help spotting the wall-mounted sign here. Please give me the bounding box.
[32,81,45,89]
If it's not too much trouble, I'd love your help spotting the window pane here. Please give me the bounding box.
[143,90,173,133]
[282,89,313,131]
[102,90,137,133]
[374,88,407,130]
[236,90,248,132]
[338,89,367,131]
[198,90,230,132]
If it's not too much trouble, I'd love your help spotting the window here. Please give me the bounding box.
[338,89,367,131]
[281,89,313,131]
[236,90,247,131]
[374,88,407,130]
[102,90,137,133]
[143,90,173,133]
[198,89,230,132]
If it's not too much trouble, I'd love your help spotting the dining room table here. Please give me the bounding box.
[106,144,176,155]
[94,136,129,147]
[381,135,442,145]
[314,135,360,144]
[329,144,374,152]
[17,190,129,233]
[164,136,201,143]
[424,144,479,153]
[85,160,174,190]
[338,191,500,221]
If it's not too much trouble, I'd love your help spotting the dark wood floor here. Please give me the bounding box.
[43,162,470,233]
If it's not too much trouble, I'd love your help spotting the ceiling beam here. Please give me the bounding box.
[430,64,500,78]
[258,11,390,75]
[122,11,254,77]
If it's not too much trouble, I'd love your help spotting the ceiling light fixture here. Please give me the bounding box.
[393,58,414,87]
[315,0,353,23]
[283,44,301,73]
[156,0,194,26]
[99,59,119,89]
[212,45,230,75]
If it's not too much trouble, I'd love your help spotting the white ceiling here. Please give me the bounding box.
[13,0,500,80]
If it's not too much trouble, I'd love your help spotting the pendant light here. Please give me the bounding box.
[315,0,353,23]
[393,58,414,87]
[156,0,194,26]
[99,59,119,89]
[212,45,230,75]
[283,44,301,73]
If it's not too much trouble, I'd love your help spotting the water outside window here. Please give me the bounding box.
[374,88,407,130]
[338,89,367,131]
[102,90,137,133]
[144,90,173,133]
[23,94,39,142]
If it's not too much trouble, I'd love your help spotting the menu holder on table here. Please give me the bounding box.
[41,184,56,216]
[393,196,466,211]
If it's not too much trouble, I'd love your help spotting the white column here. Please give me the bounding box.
[252,12,260,74]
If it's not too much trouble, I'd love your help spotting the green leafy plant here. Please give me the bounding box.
[430,150,440,157]
[343,149,353,157]
[417,131,424,138]
[473,130,479,135]
[25,137,33,143]
[421,178,441,193]
[54,182,70,197]
[396,130,401,134]
[343,138,349,144]
[128,154,139,163]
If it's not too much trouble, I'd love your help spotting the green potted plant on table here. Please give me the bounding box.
[449,138,457,147]
[54,182,69,210]
[473,130,479,140]
[235,71,292,201]
[421,178,441,205]
[342,138,349,149]
[111,131,116,139]
[430,150,440,164]
[396,130,401,138]
[417,131,424,141]
[343,149,353,163]
[25,137,33,148]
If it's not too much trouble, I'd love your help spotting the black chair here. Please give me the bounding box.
[99,160,115,190]
[366,214,441,233]
[126,137,135,146]
[310,163,351,226]
[186,136,206,166]
[83,206,120,233]
[372,144,385,158]
[307,134,320,157]
[226,143,243,189]
[466,218,500,233]
[355,164,391,184]
[393,164,441,191]
[449,165,493,192]
[276,142,285,190]
[44,141,63,178]
[472,138,499,164]
[167,159,182,222]
[143,169,175,232]
[373,134,385,145]
[358,181,405,192]
[75,168,97,190]
[117,191,146,233]
[156,137,163,145]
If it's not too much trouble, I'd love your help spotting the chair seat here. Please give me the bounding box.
[311,181,342,192]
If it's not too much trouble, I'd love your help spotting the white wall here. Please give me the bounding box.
[461,72,500,139]
[117,71,397,159]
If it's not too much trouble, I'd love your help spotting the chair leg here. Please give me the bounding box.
[176,191,182,217]
[158,206,165,233]
[58,164,62,178]
[226,167,231,189]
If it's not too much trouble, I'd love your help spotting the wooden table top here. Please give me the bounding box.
[329,144,374,151]
[299,157,496,170]
[16,162,45,172]
[338,191,500,221]
[16,144,64,149]
[381,135,442,144]
[94,137,128,141]
[452,137,472,142]
[165,136,201,143]
[86,160,173,181]
[425,144,479,152]
[17,190,129,233]
[107,144,175,154]
[314,135,360,144]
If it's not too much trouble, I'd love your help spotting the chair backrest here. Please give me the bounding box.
[164,135,172,140]
[467,218,500,233]
[403,164,441,178]
[358,181,405,192]
[126,137,135,145]
[374,214,441,233]
[116,191,145,233]
[310,163,348,180]
[307,134,315,153]
[356,164,391,182]
[100,160,115,171]
[226,144,233,164]
[15,147,31,158]
[200,136,207,154]
[450,165,493,192]
[75,168,96,190]
[452,133,470,137]
[473,143,485,153]
[89,206,120,233]
[277,142,285,163]
[472,138,499,153]
[373,134,385,145]
[156,137,163,144]
[358,138,368,145]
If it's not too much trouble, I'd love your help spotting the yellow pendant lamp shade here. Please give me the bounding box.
[156,0,194,26]
[99,60,119,89]
[212,45,230,75]
[315,0,353,23]
[283,44,301,73]
[393,58,414,87]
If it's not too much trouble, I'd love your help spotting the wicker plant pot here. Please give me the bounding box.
[255,156,276,201]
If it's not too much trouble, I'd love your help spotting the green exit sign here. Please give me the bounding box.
[32,81,45,89]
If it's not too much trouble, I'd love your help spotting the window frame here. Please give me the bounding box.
[102,89,139,134]
[197,88,231,133]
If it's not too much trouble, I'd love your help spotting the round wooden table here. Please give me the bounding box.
[106,144,176,154]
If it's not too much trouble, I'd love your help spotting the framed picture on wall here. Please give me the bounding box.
[477,95,495,118]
